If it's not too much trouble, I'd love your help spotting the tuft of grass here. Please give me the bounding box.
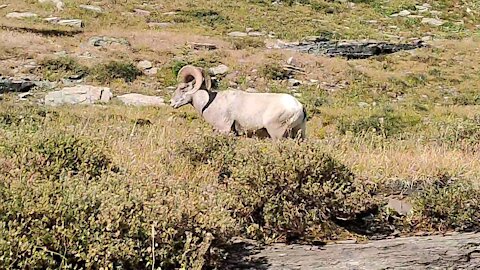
[91,61,142,84]
[38,56,88,81]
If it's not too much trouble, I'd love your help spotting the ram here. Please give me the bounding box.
[170,65,306,139]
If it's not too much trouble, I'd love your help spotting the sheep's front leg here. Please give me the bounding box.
[213,120,236,136]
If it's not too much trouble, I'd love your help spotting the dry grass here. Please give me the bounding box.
[1,0,480,268]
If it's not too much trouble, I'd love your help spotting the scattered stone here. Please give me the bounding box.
[137,60,153,70]
[45,85,112,106]
[6,12,38,19]
[209,64,229,76]
[117,93,165,107]
[44,17,60,23]
[133,8,151,16]
[421,18,445,26]
[162,11,177,16]
[429,10,442,16]
[38,0,64,10]
[18,92,33,99]
[415,5,429,11]
[144,67,158,76]
[288,79,301,87]
[358,102,369,108]
[408,15,424,19]
[421,36,432,41]
[0,77,36,93]
[147,22,174,28]
[0,4,7,9]
[191,42,217,50]
[88,36,130,47]
[286,56,297,66]
[398,10,411,17]
[57,19,84,28]
[79,5,103,13]
[228,31,248,38]
[248,31,264,37]
[387,197,413,215]
[246,88,257,93]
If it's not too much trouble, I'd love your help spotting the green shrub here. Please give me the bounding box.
[231,37,265,50]
[225,141,377,242]
[0,173,227,269]
[38,56,88,81]
[338,107,421,138]
[3,134,112,180]
[260,62,291,80]
[411,177,480,231]
[181,9,230,28]
[0,132,235,269]
[177,135,378,242]
[91,61,142,83]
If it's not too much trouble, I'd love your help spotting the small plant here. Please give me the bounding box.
[3,134,113,180]
[231,37,265,50]
[38,56,88,81]
[260,62,291,80]
[411,176,480,231]
[91,61,142,83]
[338,107,421,138]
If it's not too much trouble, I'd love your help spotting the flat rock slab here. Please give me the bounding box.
[6,12,38,19]
[277,38,427,59]
[88,36,130,47]
[231,233,480,269]
[79,5,103,13]
[0,77,36,93]
[117,93,165,107]
[45,85,112,106]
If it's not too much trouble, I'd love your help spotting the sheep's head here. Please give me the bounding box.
[170,65,211,109]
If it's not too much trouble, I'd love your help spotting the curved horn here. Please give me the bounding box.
[177,65,204,93]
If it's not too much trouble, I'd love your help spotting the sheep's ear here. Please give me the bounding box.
[202,69,212,90]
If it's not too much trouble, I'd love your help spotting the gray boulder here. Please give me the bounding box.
[6,12,38,19]
[88,36,130,47]
[117,93,165,107]
[209,64,229,76]
[0,77,36,93]
[45,85,112,106]
[79,5,103,13]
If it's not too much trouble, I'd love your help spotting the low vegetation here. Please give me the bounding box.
[1,0,480,268]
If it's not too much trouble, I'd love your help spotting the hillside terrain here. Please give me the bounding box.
[1,0,480,269]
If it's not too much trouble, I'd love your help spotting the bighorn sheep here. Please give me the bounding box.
[170,65,306,139]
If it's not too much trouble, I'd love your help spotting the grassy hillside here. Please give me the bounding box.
[1,0,480,268]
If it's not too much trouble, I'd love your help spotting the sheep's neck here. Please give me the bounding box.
[191,90,217,115]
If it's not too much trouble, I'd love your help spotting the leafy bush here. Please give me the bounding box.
[0,133,234,269]
[91,61,142,83]
[338,107,421,138]
[411,177,480,231]
[3,134,113,180]
[231,37,265,50]
[260,62,291,80]
[177,135,378,242]
[225,141,377,242]
[38,56,88,81]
